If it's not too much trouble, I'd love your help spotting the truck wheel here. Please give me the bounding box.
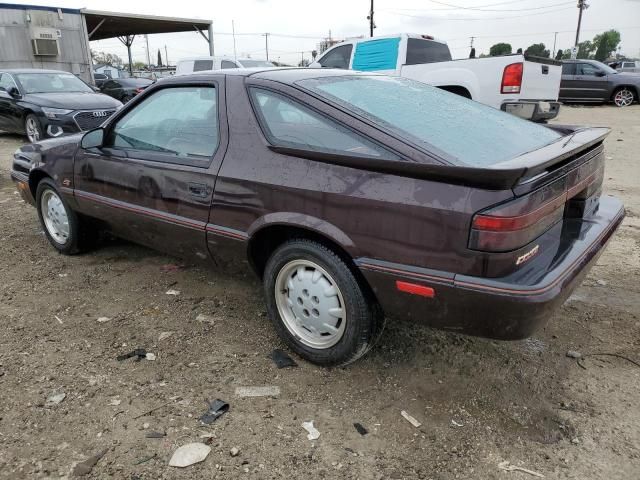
[36,178,93,255]
[263,239,384,367]
[613,87,635,107]
[25,114,43,143]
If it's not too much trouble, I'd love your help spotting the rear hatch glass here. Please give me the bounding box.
[297,75,561,167]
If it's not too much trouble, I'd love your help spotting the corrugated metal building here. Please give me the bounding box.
[0,3,93,83]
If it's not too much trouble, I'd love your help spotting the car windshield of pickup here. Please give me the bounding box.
[297,75,562,166]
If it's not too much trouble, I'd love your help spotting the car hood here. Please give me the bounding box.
[23,92,122,110]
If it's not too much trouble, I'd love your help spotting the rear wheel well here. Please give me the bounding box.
[247,225,379,303]
[438,85,472,99]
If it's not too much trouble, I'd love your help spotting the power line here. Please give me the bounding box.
[388,0,574,12]
[387,5,575,21]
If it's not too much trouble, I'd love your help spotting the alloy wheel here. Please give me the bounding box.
[274,259,347,349]
[26,117,40,142]
[613,88,634,107]
[40,190,70,245]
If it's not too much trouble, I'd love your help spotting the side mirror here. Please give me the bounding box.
[81,128,105,149]
[595,70,606,77]
[8,86,21,98]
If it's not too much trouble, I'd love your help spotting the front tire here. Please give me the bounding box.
[25,114,43,143]
[613,87,635,107]
[36,178,87,255]
[263,239,384,367]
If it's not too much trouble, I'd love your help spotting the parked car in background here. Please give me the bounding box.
[100,77,154,103]
[93,73,110,89]
[0,69,122,143]
[616,60,640,73]
[310,33,562,122]
[175,56,275,75]
[560,59,640,107]
[10,69,623,366]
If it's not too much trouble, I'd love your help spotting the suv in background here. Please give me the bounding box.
[560,59,640,107]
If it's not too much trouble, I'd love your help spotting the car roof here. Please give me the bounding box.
[0,68,75,74]
[172,67,378,84]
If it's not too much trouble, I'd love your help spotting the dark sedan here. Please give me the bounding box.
[560,59,640,107]
[10,69,624,366]
[100,77,154,103]
[0,69,122,143]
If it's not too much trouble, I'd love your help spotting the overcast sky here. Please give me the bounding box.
[11,0,640,64]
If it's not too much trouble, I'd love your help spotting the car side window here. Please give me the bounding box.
[318,45,353,69]
[220,60,238,69]
[102,80,116,89]
[0,73,18,92]
[193,60,214,72]
[561,63,575,75]
[250,88,397,159]
[107,86,219,163]
[577,63,601,76]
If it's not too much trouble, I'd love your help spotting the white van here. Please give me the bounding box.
[175,56,275,75]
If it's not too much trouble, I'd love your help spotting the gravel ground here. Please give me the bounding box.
[0,105,638,479]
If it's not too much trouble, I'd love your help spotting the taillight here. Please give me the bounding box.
[501,62,523,94]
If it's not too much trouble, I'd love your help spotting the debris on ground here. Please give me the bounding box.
[196,313,216,324]
[270,349,298,368]
[400,410,422,428]
[235,386,281,398]
[72,449,108,476]
[498,460,544,477]
[168,443,211,468]
[45,393,66,407]
[165,289,181,296]
[596,279,608,286]
[199,399,229,425]
[145,353,157,361]
[566,350,582,359]
[97,317,111,323]
[160,264,183,273]
[158,331,174,341]
[145,431,166,438]
[133,398,178,419]
[54,315,63,325]
[353,422,368,435]
[108,398,121,406]
[451,420,464,427]
[133,454,157,465]
[230,447,240,457]
[302,421,321,440]
[116,349,147,362]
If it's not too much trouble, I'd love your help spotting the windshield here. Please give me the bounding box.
[240,60,275,67]
[297,75,562,166]
[592,61,618,74]
[16,73,93,94]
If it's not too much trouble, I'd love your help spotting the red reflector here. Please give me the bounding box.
[501,62,523,94]
[396,281,435,298]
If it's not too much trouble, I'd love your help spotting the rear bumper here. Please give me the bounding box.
[501,100,560,121]
[357,196,624,340]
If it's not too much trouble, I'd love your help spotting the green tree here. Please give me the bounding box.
[489,43,512,56]
[91,50,123,67]
[577,40,596,59]
[555,49,563,60]
[593,29,621,61]
[524,43,550,58]
[157,49,163,67]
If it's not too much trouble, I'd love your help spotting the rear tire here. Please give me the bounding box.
[36,178,95,255]
[612,87,635,107]
[263,239,384,367]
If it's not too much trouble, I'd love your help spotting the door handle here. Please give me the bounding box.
[188,182,208,198]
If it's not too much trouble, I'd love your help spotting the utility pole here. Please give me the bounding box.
[368,0,374,37]
[574,0,588,47]
[145,34,151,68]
[165,45,169,67]
[263,33,269,61]
[232,20,237,61]
[553,32,558,56]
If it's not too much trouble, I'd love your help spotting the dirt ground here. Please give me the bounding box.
[0,105,638,480]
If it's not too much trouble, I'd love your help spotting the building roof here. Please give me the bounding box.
[81,9,212,41]
[0,3,80,14]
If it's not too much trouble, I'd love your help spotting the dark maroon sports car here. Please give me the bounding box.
[10,68,624,366]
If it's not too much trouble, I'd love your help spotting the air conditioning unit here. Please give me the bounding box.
[31,28,60,56]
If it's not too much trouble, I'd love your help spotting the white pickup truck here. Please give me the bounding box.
[310,34,562,121]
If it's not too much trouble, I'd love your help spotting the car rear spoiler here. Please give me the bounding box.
[269,126,609,191]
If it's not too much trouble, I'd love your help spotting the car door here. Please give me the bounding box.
[559,63,579,100]
[73,78,228,263]
[573,63,609,100]
[0,73,21,132]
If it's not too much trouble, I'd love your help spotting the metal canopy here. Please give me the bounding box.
[82,9,212,41]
